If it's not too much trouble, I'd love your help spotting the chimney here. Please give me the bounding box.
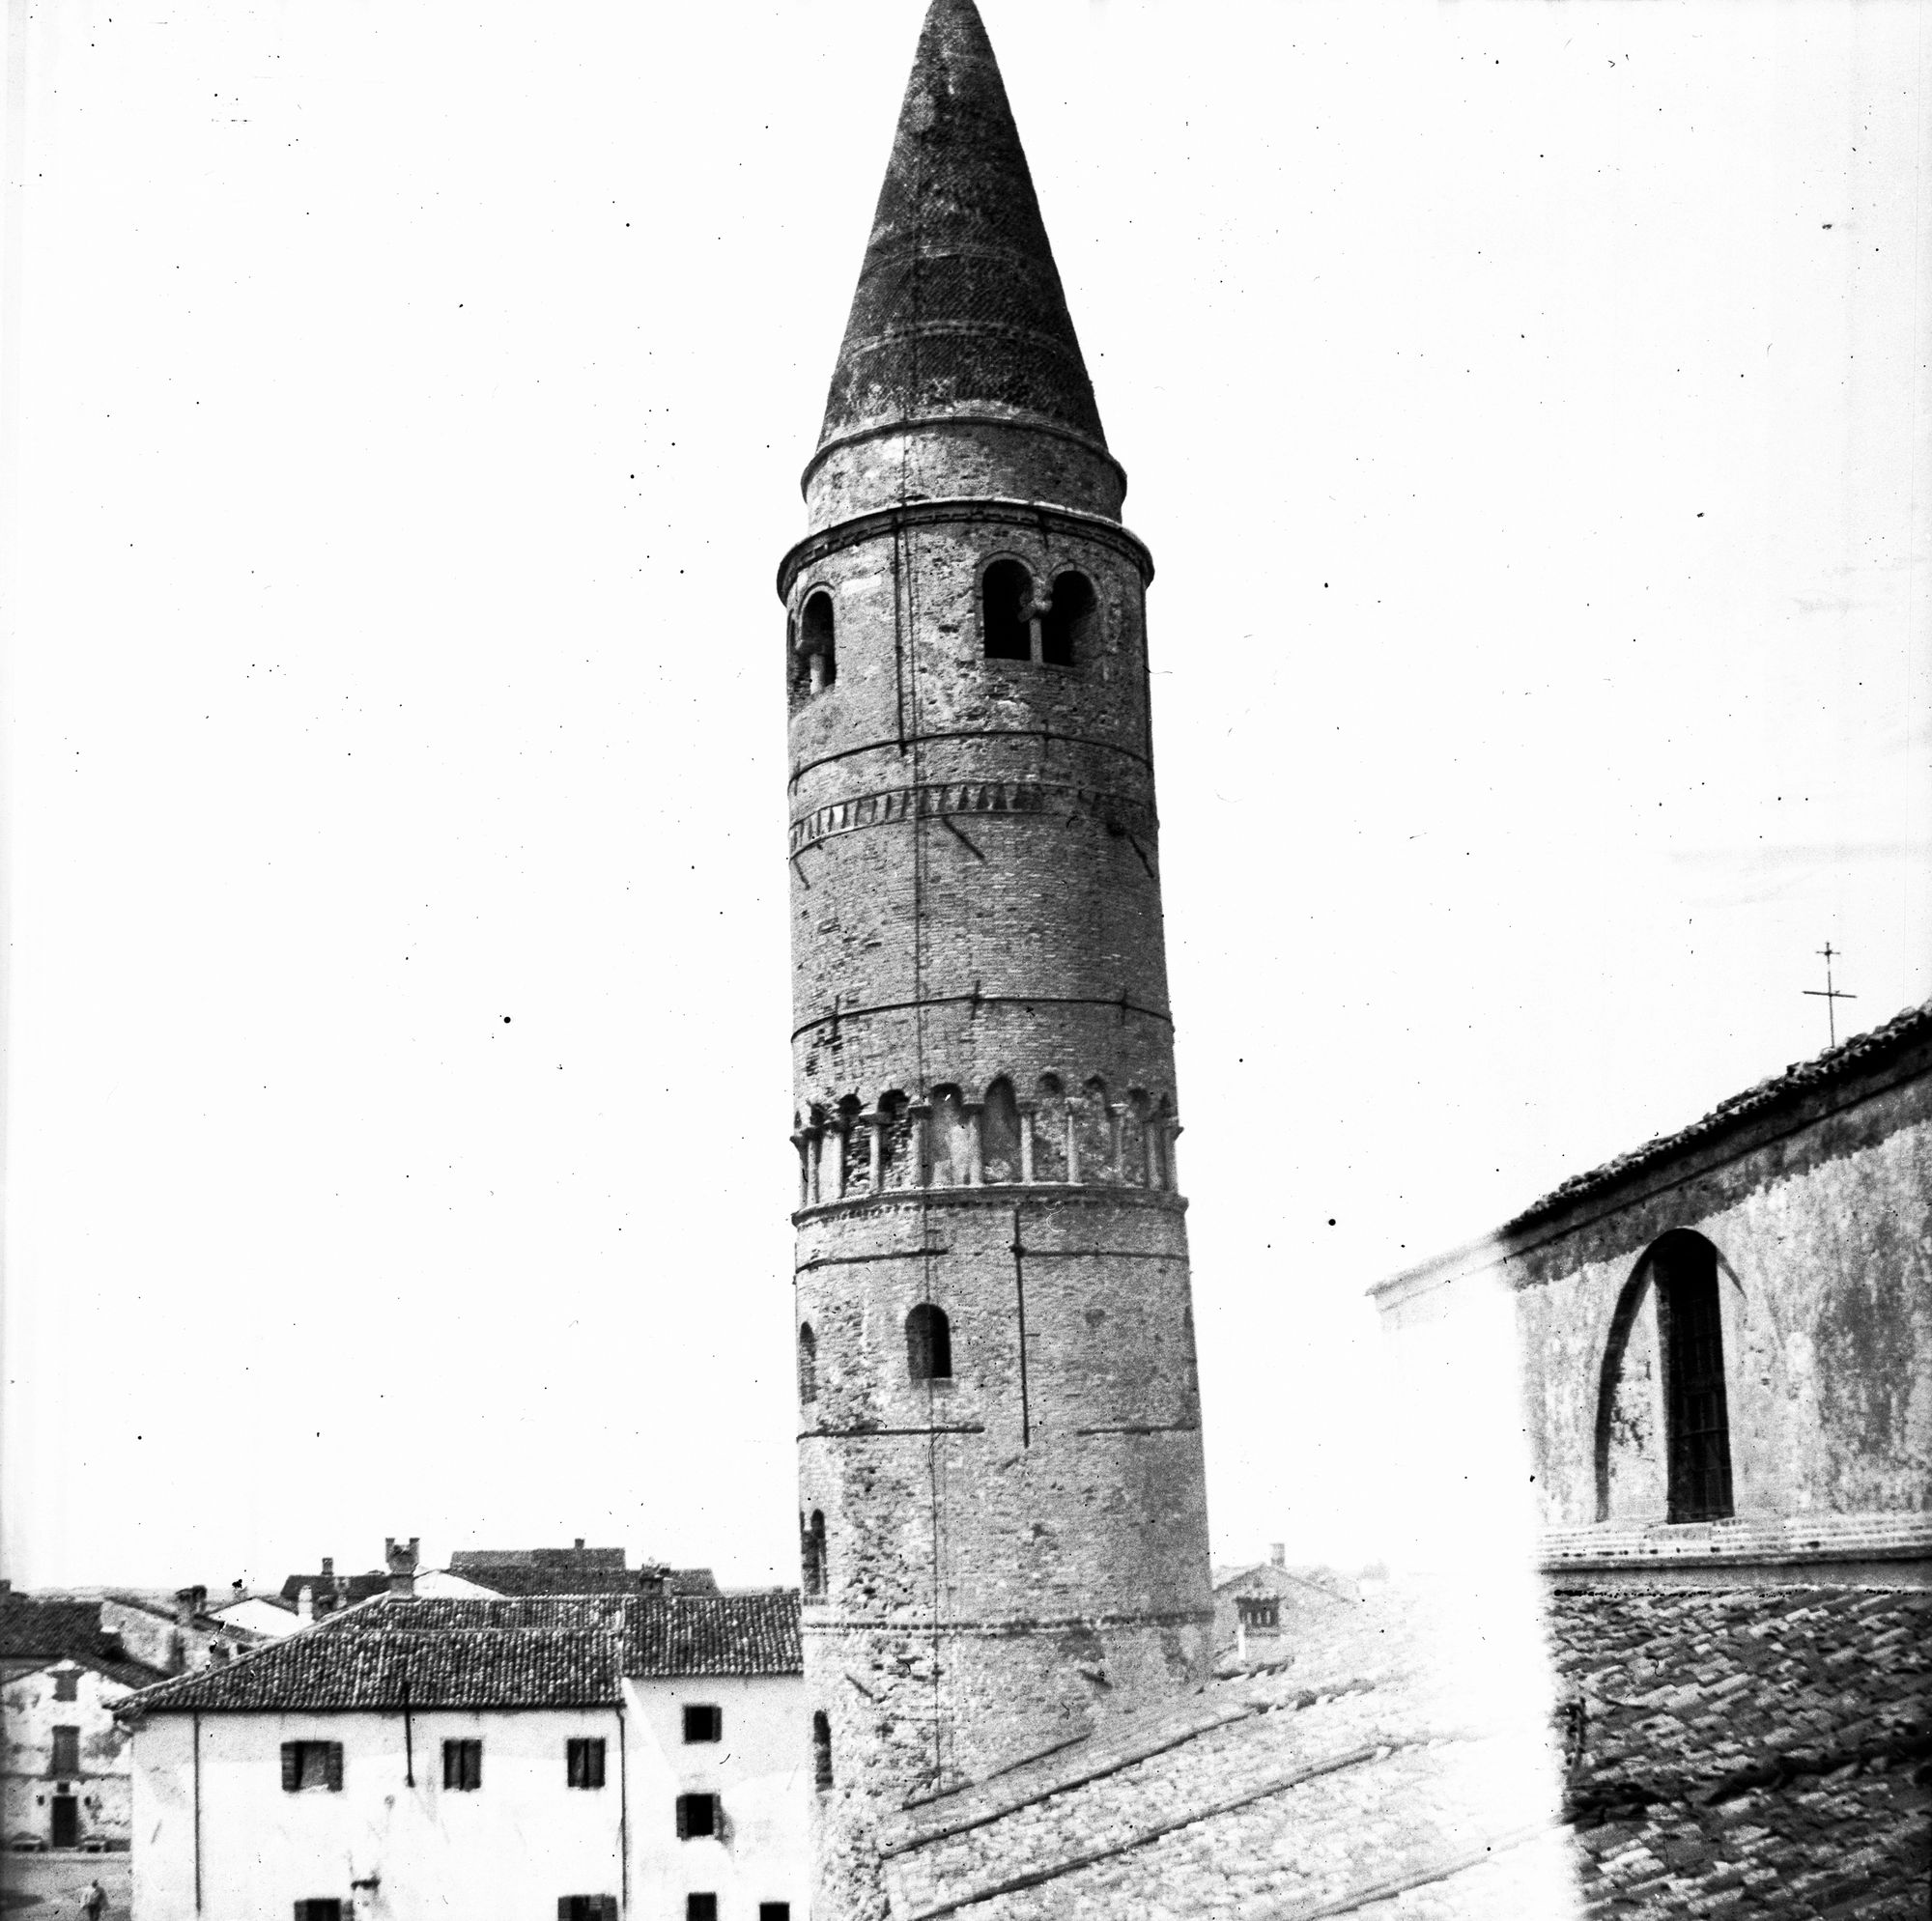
[574,1538,585,1552]
[1269,1543,1286,1569]
[297,1584,315,1625]
[173,1586,206,1629]
[321,1556,334,1578]
[384,1537,420,1599]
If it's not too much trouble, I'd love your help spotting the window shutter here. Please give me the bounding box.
[675,1795,690,1841]
[557,1901,573,1921]
[281,1744,300,1793]
[325,1743,344,1792]
[590,1739,606,1789]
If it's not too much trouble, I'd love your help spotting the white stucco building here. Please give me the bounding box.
[116,1591,807,1921]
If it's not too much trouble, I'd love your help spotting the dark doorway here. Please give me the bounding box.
[51,1794,79,1848]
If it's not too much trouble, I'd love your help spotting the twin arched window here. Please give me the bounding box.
[982,563,1095,668]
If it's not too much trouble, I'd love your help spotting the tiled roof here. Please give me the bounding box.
[1509,1000,1932,1232]
[0,1594,170,1690]
[818,0,1106,454]
[1551,1585,1932,1916]
[277,1569,390,1607]
[878,1579,1931,1919]
[114,1591,802,1715]
[446,1553,718,1597]
[880,1578,1577,1920]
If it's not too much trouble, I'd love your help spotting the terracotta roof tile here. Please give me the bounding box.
[113,1591,801,1716]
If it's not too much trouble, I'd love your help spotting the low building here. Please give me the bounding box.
[1208,1547,1356,1662]
[99,1590,266,1675]
[1,1588,168,1852]
[115,1589,807,1921]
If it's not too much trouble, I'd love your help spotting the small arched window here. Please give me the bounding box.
[802,1510,827,1598]
[799,589,837,693]
[982,559,1034,661]
[1040,571,1095,667]
[797,1322,818,1405]
[906,1303,952,1382]
[811,1710,833,1790]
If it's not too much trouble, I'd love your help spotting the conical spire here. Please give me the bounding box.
[817,0,1106,455]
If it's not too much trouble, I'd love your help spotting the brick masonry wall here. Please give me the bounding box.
[783,433,1213,1919]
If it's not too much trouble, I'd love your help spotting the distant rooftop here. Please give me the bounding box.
[447,1544,718,1597]
[113,1591,802,1716]
[0,1592,169,1690]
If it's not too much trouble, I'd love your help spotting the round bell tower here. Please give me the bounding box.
[779,6,1214,1913]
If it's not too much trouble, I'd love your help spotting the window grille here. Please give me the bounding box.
[1235,1596,1280,1630]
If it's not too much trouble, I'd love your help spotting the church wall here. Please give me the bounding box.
[1377,1040,1932,1569]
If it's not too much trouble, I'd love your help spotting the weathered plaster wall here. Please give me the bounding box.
[1379,1060,1931,1553]
[1,1665,133,1850]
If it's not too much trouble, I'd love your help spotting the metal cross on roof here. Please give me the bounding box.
[1803,942,1857,1047]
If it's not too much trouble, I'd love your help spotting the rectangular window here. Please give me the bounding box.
[441,1739,483,1791]
[50,1726,80,1775]
[555,1900,616,1921]
[675,1793,720,1839]
[279,1742,344,1793]
[682,1704,723,1744]
[566,1737,607,1790]
[759,1907,793,1921]
[52,1670,79,1703]
[295,1902,344,1921]
[687,1898,719,1921]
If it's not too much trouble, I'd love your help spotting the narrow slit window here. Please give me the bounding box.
[1039,570,1095,666]
[803,1510,827,1598]
[982,559,1034,661]
[797,1322,818,1405]
[812,1709,833,1790]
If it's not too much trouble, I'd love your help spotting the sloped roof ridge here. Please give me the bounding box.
[1509,998,1932,1231]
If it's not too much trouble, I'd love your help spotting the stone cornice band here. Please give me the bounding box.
[777,495,1154,603]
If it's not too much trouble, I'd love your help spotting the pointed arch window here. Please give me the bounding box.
[1040,571,1095,666]
[981,559,1034,661]
[797,1323,818,1406]
[906,1303,952,1382]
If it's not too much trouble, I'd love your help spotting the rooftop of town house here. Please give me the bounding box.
[446,1544,718,1597]
[110,1590,803,1717]
[0,1592,170,1691]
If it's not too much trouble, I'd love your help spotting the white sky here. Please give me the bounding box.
[2,1,1926,1594]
